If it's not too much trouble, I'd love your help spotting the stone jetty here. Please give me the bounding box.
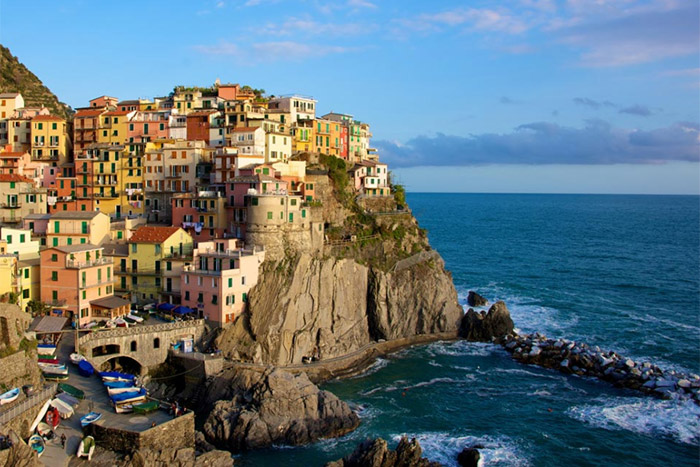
[501,333,700,404]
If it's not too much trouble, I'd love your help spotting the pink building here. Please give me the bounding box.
[171,191,228,245]
[127,111,170,143]
[225,172,289,239]
[180,239,264,326]
[40,244,129,326]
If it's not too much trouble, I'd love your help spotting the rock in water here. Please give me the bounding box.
[203,368,359,452]
[457,447,481,467]
[459,301,514,341]
[325,436,441,467]
[467,291,489,307]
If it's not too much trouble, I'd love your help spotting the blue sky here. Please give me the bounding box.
[1,0,698,194]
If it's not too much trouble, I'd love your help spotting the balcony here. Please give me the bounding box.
[48,299,67,307]
[0,202,21,209]
[94,192,119,199]
[66,257,113,269]
[1,217,21,223]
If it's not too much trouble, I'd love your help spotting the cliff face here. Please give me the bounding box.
[216,159,463,366]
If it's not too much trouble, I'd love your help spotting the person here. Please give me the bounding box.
[60,433,66,449]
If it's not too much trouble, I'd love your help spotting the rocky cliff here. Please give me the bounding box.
[216,159,463,366]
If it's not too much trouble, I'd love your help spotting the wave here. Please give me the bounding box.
[348,358,389,379]
[567,397,700,445]
[360,376,473,396]
[390,432,529,466]
[426,340,502,358]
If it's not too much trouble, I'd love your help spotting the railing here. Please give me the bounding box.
[0,203,21,209]
[1,217,22,223]
[48,299,67,307]
[66,257,113,268]
[79,319,205,345]
[0,384,57,425]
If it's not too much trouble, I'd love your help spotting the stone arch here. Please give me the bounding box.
[92,343,120,358]
[99,355,143,375]
[130,340,137,352]
[153,337,160,349]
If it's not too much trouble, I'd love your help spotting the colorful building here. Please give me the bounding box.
[40,244,125,327]
[46,211,111,247]
[0,92,24,120]
[0,174,47,226]
[171,191,228,245]
[180,238,264,326]
[30,115,71,166]
[119,225,193,304]
[350,161,390,196]
[268,95,316,123]
[74,109,107,152]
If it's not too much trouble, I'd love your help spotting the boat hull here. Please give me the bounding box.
[0,388,20,405]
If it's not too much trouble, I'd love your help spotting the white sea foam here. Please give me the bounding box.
[390,432,529,466]
[426,340,501,358]
[349,357,389,379]
[361,376,472,396]
[567,397,700,445]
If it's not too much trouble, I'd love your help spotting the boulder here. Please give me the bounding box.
[459,301,514,341]
[203,368,359,452]
[457,447,481,467]
[325,436,440,467]
[467,291,489,307]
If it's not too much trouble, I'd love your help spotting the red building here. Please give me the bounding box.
[186,110,218,142]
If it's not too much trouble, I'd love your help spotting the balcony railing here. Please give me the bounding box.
[1,216,21,223]
[0,203,21,209]
[66,257,113,269]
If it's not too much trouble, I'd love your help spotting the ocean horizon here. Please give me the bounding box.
[240,192,700,466]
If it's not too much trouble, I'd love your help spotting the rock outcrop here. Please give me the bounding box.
[467,291,488,307]
[127,448,233,467]
[503,333,700,404]
[459,301,514,341]
[216,251,462,366]
[326,437,441,467]
[203,368,359,451]
[0,431,39,467]
[457,447,481,467]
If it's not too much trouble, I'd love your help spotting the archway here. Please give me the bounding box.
[99,355,143,375]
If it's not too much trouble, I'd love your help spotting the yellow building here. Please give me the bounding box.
[313,118,340,156]
[31,115,71,166]
[46,211,111,247]
[119,225,193,304]
[0,252,17,304]
[292,120,314,153]
[97,110,134,145]
[0,93,24,119]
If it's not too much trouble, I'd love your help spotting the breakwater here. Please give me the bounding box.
[502,333,700,404]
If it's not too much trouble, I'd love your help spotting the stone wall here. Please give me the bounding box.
[0,398,48,439]
[0,303,32,352]
[0,350,42,391]
[87,411,195,454]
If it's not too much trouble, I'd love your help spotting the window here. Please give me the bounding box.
[130,341,137,352]
[166,261,172,271]
[51,254,58,262]
[82,290,86,299]
[51,271,58,281]
[24,269,29,279]
[242,276,246,285]
[228,278,233,287]
[81,221,88,234]
[242,292,247,302]
[20,234,25,243]
[197,292,203,303]
[155,244,161,255]
[131,244,137,253]
[22,289,29,299]
[52,291,58,301]
[153,338,160,349]
[54,221,60,233]
[185,291,190,300]
[267,211,272,220]
[212,294,218,304]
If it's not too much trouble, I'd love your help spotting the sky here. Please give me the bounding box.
[1,0,698,194]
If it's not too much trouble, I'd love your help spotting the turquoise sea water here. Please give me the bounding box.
[240,194,700,466]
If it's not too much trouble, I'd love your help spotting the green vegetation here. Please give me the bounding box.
[0,346,16,358]
[19,338,37,354]
[319,154,350,204]
[392,184,406,209]
[27,300,50,317]
[0,45,73,119]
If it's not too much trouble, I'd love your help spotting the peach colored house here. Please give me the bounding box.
[127,111,170,143]
[181,239,264,326]
[40,244,127,327]
[171,191,228,245]
[46,211,111,247]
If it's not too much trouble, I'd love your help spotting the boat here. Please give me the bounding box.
[40,366,69,376]
[103,380,134,389]
[58,383,85,399]
[113,402,135,414]
[99,371,135,382]
[36,422,53,436]
[56,392,80,407]
[50,398,74,419]
[45,406,60,428]
[107,386,139,396]
[30,400,51,432]
[77,435,95,461]
[28,435,45,457]
[38,358,59,364]
[42,372,69,381]
[37,354,56,360]
[133,401,160,414]
[80,412,102,427]
[115,317,129,328]
[37,344,56,355]
[126,313,143,323]
[37,362,67,371]
[70,353,87,365]
[0,388,20,405]
[110,388,147,404]
[78,360,94,377]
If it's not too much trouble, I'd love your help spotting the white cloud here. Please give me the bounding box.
[260,16,371,36]
[193,40,357,62]
[347,0,377,8]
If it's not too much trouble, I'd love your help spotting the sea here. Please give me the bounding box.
[239,193,700,466]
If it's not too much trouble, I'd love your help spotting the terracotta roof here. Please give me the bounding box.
[130,225,181,244]
[187,110,218,117]
[75,109,106,117]
[0,151,27,158]
[117,100,139,105]
[232,127,260,133]
[32,115,63,121]
[0,174,33,183]
[52,243,100,253]
[90,295,130,310]
[50,211,104,220]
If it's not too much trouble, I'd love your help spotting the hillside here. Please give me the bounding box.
[0,44,73,119]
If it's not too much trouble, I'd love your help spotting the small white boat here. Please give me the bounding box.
[28,434,45,457]
[56,392,80,407]
[70,353,87,365]
[81,321,98,329]
[0,387,20,405]
[30,400,51,432]
[36,421,53,436]
[37,344,56,355]
[40,366,69,376]
[126,313,144,323]
[38,362,67,371]
[115,317,129,328]
[50,398,74,419]
[107,385,137,396]
[80,412,102,427]
[113,402,138,414]
[77,435,95,461]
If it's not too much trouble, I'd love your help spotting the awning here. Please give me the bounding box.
[172,306,195,315]
[157,303,176,311]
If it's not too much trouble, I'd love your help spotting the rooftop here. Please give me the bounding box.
[0,174,34,183]
[32,115,63,121]
[90,295,130,310]
[30,316,68,333]
[130,225,181,244]
[75,109,106,117]
[0,92,21,98]
[51,243,101,254]
[50,211,105,220]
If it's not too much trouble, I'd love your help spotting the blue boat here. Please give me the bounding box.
[103,380,134,389]
[110,388,146,403]
[78,360,94,377]
[80,412,102,427]
[99,371,135,382]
